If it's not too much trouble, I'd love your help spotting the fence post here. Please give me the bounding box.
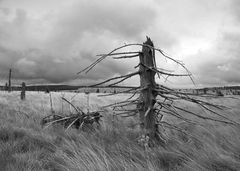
[138,37,158,142]
[21,82,26,100]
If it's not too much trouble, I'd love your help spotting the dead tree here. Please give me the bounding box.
[138,38,158,141]
[20,82,26,100]
[4,82,8,91]
[8,69,12,92]
[77,37,239,145]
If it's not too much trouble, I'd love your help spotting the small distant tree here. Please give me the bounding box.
[96,88,100,93]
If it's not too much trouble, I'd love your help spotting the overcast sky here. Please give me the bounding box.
[0,0,240,88]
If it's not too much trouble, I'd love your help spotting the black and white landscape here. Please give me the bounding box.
[0,0,240,170]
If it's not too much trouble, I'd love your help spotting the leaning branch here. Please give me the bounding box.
[88,71,139,87]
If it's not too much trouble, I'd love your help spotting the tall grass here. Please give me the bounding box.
[0,91,240,170]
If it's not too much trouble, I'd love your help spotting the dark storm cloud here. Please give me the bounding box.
[0,46,137,83]
[50,0,156,43]
[0,0,157,84]
[1,0,239,87]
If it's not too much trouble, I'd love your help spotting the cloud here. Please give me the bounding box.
[0,0,157,84]
[181,31,240,86]
[0,46,136,84]
[45,0,157,57]
[0,0,239,87]
[230,0,240,21]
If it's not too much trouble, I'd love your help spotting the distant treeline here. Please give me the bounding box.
[0,84,137,92]
[1,84,240,95]
[179,86,240,92]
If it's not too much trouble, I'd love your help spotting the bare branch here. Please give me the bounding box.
[156,67,174,73]
[121,113,138,117]
[108,74,136,87]
[66,117,79,130]
[111,101,139,108]
[141,63,191,77]
[114,109,140,112]
[125,90,139,100]
[61,97,83,114]
[144,107,151,117]
[158,121,202,143]
[77,43,194,82]
[114,111,134,115]
[197,103,238,125]
[113,54,139,59]
[157,103,201,125]
[44,116,72,129]
[98,86,140,97]
[97,51,140,57]
[101,99,139,108]
[88,71,139,87]
[173,105,237,125]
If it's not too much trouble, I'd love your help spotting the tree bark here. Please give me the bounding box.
[138,37,158,142]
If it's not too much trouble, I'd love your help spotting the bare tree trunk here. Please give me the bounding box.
[5,82,8,91]
[8,69,11,92]
[21,82,26,100]
[138,37,158,143]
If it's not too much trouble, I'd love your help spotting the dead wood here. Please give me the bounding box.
[41,97,103,130]
[76,37,240,145]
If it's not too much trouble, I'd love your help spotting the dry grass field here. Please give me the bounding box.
[0,91,240,171]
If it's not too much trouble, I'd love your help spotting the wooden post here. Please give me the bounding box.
[138,37,158,142]
[5,82,8,91]
[21,82,26,100]
[49,92,54,114]
[85,91,90,113]
[8,69,12,92]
